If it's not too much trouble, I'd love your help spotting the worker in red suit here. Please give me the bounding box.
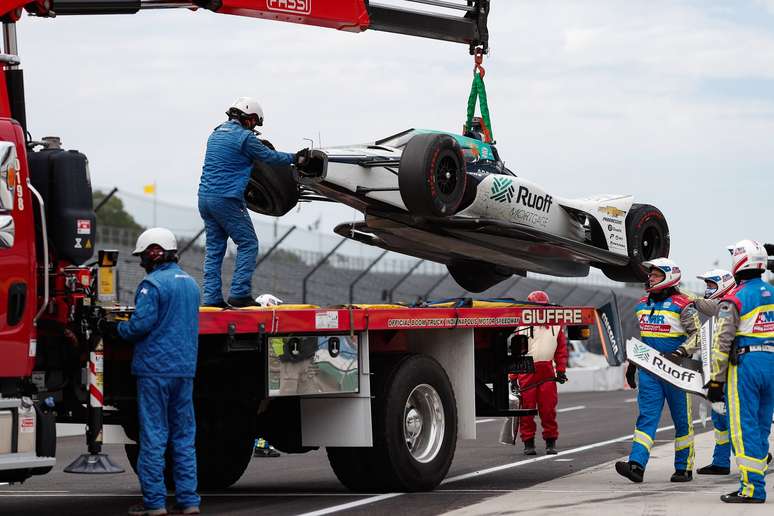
[517,290,569,455]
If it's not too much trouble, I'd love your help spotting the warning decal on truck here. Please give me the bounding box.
[77,219,91,235]
[315,311,339,329]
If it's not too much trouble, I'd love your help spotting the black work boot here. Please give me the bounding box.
[523,439,536,456]
[202,300,230,309]
[670,469,693,482]
[615,461,644,483]
[720,491,764,504]
[227,296,260,308]
[545,438,558,455]
[697,464,730,475]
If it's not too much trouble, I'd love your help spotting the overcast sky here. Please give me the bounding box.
[15,0,774,278]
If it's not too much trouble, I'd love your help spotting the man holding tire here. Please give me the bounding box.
[198,97,308,308]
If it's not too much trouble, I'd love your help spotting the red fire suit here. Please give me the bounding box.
[516,325,568,442]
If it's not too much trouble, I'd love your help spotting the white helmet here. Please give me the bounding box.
[228,96,264,126]
[696,269,735,299]
[642,257,681,292]
[132,227,178,256]
[727,239,768,275]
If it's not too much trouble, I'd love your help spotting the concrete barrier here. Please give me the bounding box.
[558,365,625,393]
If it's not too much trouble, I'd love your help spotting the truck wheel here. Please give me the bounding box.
[328,354,457,492]
[195,402,255,490]
[447,259,511,293]
[399,133,466,217]
[124,407,254,491]
[601,203,670,283]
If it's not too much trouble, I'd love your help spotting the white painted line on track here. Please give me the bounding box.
[475,418,497,424]
[298,493,403,516]
[299,416,709,516]
[625,397,637,403]
[553,458,574,462]
[556,405,585,413]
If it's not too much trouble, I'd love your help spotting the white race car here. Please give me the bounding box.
[245,130,670,292]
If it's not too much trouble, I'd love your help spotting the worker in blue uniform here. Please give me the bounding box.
[708,239,774,504]
[669,269,736,475]
[616,258,701,484]
[117,228,202,516]
[198,97,308,308]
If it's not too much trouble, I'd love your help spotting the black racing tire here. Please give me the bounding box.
[399,133,467,217]
[447,260,512,293]
[244,139,299,217]
[328,354,458,492]
[601,203,670,283]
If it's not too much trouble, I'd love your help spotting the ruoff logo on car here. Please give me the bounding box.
[490,177,515,203]
[516,186,553,213]
[267,0,311,15]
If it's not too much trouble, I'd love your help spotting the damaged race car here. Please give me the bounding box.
[245,129,670,292]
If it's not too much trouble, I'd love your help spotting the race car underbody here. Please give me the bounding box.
[245,129,670,292]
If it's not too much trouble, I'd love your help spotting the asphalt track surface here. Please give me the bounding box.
[0,390,712,515]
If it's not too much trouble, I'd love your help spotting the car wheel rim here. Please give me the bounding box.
[641,225,662,260]
[403,384,445,464]
[435,156,459,197]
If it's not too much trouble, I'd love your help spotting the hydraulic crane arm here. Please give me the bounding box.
[0,0,489,52]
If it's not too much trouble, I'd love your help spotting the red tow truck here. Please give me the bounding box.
[0,0,596,492]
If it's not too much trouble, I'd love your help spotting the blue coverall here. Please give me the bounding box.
[630,293,696,471]
[710,407,731,469]
[716,278,774,500]
[118,262,201,511]
[198,120,294,305]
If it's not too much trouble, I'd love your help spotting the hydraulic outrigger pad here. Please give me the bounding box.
[64,453,125,474]
[65,333,124,474]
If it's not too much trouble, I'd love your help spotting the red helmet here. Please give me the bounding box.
[527,290,550,304]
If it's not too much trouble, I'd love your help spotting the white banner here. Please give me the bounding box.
[626,337,707,397]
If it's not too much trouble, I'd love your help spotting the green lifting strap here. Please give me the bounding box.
[465,71,494,143]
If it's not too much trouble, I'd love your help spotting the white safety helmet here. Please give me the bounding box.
[696,269,735,300]
[642,257,681,292]
[726,239,768,275]
[132,227,178,256]
[228,96,264,126]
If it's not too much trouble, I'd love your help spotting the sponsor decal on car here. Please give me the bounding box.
[510,207,549,227]
[602,216,623,225]
[598,206,626,218]
[490,177,515,203]
[267,0,311,15]
[515,186,553,213]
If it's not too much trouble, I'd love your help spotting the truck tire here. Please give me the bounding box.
[194,401,255,490]
[399,133,467,218]
[244,140,298,217]
[447,259,512,293]
[601,203,670,283]
[328,354,458,492]
[124,404,254,491]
